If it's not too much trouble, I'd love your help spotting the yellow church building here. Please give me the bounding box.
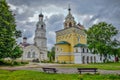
[55,6,87,63]
[55,7,115,64]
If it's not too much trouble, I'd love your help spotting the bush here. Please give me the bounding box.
[21,61,29,64]
[13,61,21,65]
[0,59,29,66]
[0,59,12,66]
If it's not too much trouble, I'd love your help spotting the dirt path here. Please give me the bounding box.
[0,63,120,74]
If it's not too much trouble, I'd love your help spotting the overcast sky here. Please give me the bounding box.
[6,0,120,50]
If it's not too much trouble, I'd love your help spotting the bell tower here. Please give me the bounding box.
[34,13,47,60]
[64,5,76,29]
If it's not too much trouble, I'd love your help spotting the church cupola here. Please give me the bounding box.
[36,13,46,30]
[64,5,76,29]
[23,37,27,43]
[39,13,44,21]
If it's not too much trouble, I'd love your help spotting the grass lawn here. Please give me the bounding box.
[0,70,120,80]
[57,62,120,70]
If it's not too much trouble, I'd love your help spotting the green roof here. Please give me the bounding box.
[74,43,87,47]
[55,41,70,45]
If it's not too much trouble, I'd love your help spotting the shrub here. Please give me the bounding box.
[21,61,29,64]
[0,59,12,66]
[13,61,21,65]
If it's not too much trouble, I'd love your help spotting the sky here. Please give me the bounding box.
[6,0,120,50]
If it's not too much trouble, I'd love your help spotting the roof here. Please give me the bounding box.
[74,43,87,47]
[55,41,70,45]
[23,37,27,39]
[20,42,30,47]
[39,13,43,17]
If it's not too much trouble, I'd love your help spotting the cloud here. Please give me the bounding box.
[8,3,17,10]
[47,31,56,45]
[46,14,64,49]
[6,0,120,50]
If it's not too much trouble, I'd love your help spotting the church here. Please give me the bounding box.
[19,13,48,62]
[55,7,114,64]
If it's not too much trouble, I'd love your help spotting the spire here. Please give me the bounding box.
[64,4,76,29]
[68,4,71,13]
[66,4,73,19]
[39,9,44,17]
[39,13,43,17]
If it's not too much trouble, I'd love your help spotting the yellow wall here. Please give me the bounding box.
[57,55,74,63]
[55,27,87,63]
[55,44,70,52]
[56,29,86,53]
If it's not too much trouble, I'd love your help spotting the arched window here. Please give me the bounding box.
[87,56,89,63]
[76,48,78,52]
[82,56,85,64]
[87,49,89,53]
[69,22,72,27]
[82,48,85,53]
[78,37,80,42]
[32,52,35,58]
[27,52,31,58]
[41,25,43,29]
[94,56,96,63]
[90,56,93,63]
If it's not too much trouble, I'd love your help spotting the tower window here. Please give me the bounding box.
[78,37,80,42]
[41,25,43,29]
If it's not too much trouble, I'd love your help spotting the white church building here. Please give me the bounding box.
[19,13,48,62]
[74,44,115,64]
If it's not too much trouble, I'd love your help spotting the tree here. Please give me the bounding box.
[0,0,22,60]
[86,22,119,62]
[48,47,55,62]
[10,46,23,64]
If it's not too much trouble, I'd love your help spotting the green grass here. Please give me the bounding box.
[0,70,120,80]
[57,62,120,70]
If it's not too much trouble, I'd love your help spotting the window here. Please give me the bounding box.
[27,52,31,58]
[56,48,58,51]
[87,49,89,53]
[61,48,63,51]
[82,48,85,53]
[76,48,78,52]
[78,37,80,42]
[41,25,43,29]
[69,22,72,27]
[32,52,35,58]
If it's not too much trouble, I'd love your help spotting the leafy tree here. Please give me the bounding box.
[0,0,22,60]
[10,46,23,64]
[86,22,119,62]
[48,47,55,62]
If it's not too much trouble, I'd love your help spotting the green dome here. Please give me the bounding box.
[55,41,70,45]
[74,43,87,47]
